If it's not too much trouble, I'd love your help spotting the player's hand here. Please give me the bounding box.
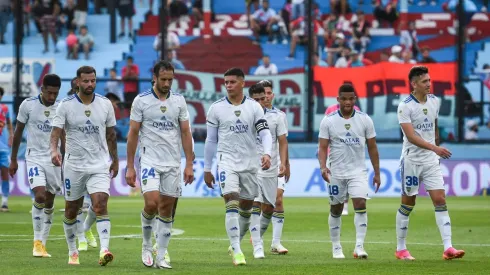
[285,164,291,183]
[125,166,137,187]
[109,160,119,178]
[278,164,286,177]
[321,167,330,183]
[8,160,17,178]
[433,146,452,159]
[192,152,196,161]
[183,163,194,186]
[372,173,381,193]
[51,151,62,167]
[261,154,271,170]
[204,171,215,189]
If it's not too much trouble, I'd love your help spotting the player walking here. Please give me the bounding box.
[318,83,381,259]
[204,68,273,266]
[126,61,194,269]
[0,87,13,212]
[9,74,62,257]
[395,66,465,260]
[50,66,119,266]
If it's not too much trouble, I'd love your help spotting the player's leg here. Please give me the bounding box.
[42,165,61,249]
[27,161,49,257]
[87,173,113,266]
[395,158,418,260]
[349,175,370,259]
[424,164,465,260]
[327,177,347,259]
[76,198,88,250]
[342,194,349,216]
[139,163,160,267]
[249,186,263,256]
[237,172,260,245]
[82,194,97,248]
[271,176,287,254]
[42,191,55,248]
[251,176,276,258]
[1,152,10,211]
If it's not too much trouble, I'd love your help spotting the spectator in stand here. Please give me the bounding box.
[153,31,181,59]
[280,0,292,34]
[169,0,189,22]
[254,55,278,75]
[379,50,390,62]
[402,50,417,64]
[290,0,305,20]
[464,120,479,140]
[350,11,371,54]
[65,29,78,59]
[313,52,328,67]
[72,25,94,60]
[482,0,488,12]
[443,0,477,42]
[322,13,341,48]
[39,0,61,54]
[23,0,32,36]
[373,0,399,28]
[59,0,76,32]
[399,21,419,59]
[121,56,140,106]
[348,50,373,67]
[0,0,11,44]
[416,0,438,6]
[287,15,320,59]
[105,69,124,104]
[388,45,403,63]
[250,0,279,44]
[191,0,215,29]
[334,46,351,68]
[246,0,260,26]
[420,46,437,63]
[31,1,44,35]
[67,77,78,96]
[330,0,350,17]
[167,51,186,70]
[326,33,348,65]
[118,0,135,38]
[73,0,88,29]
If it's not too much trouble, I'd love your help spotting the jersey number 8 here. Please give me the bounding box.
[65,179,71,190]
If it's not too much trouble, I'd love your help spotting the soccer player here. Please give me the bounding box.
[0,87,13,212]
[204,68,273,266]
[248,83,288,259]
[318,83,381,259]
[50,66,119,266]
[254,79,290,254]
[126,61,194,269]
[395,66,465,260]
[9,74,62,257]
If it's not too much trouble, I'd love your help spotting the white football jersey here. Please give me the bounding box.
[318,110,376,179]
[207,96,266,173]
[397,93,440,164]
[52,94,116,173]
[130,89,189,169]
[257,107,288,177]
[16,95,60,164]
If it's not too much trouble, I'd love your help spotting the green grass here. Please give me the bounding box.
[0,197,489,274]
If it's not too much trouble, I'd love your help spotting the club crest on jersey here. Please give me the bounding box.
[344,124,351,130]
[44,110,50,117]
[29,178,33,184]
[160,106,167,113]
[85,110,91,117]
[423,109,428,115]
[234,110,241,117]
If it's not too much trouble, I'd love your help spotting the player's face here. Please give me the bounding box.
[251,92,266,108]
[337,92,356,114]
[77,73,96,95]
[41,86,60,105]
[412,73,431,94]
[264,87,274,108]
[153,69,174,94]
[224,75,244,97]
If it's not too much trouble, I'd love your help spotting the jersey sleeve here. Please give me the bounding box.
[318,117,330,139]
[365,115,376,139]
[16,100,29,124]
[281,112,289,135]
[434,96,440,119]
[206,104,218,128]
[129,96,143,122]
[52,101,67,128]
[178,97,190,122]
[397,102,411,124]
[106,100,117,127]
[276,115,288,137]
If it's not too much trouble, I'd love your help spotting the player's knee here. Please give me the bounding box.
[34,193,45,204]
[352,199,366,210]
[330,204,343,216]
[144,200,158,215]
[262,204,274,215]
[91,200,108,216]
[432,197,446,207]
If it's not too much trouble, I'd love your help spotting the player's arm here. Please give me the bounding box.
[366,137,381,193]
[278,134,288,175]
[203,124,218,188]
[106,127,118,165]
[50,127,63,166]
[435,118,440,146]
[105,100,119,177]
[125,120,141,187]
[318,117,330,182]
[60,129,66,158]
[180,119,194,185]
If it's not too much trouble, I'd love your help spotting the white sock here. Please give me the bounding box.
[238,208,252,242]
[96,215,111,252]
[260,212,272,237]
[153,218,158,243]
[435,205,452,250]
[1,196,7,205]
[42,207,54,246]
[354,210,367,247]
[156,216,173,261]
[272,211,284,245]
[83,206,96,232]
[32,201,45,241]
[396,204,413,251]
[329,213,342,248]
[249,206,261,247]
[76,209,87,242]
[141,211,156,249]
[63,217,78,254]
[225,201,241,254]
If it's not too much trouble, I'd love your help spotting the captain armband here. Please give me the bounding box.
[255,119,269,133]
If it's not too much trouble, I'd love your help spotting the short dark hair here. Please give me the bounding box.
[224,67,245,78]
[42,74,61,88]
[338,83,355,95]
[0,87,4,97]
[408,66,429,82]
[258,79,273,89]
[127,56,133,61]
[248,83,265,97]
[76,66,96,78]
[153,60,175,75]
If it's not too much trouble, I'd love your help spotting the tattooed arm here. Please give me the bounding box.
[106,126,119,178]
[50,127,63,166]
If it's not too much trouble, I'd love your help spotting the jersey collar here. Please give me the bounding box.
[38,95,44,105]
[74,93,95,104]
[409,93,420,103]
[151,88,171,99]
[225,95,246,105]
[338,109,356,118]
